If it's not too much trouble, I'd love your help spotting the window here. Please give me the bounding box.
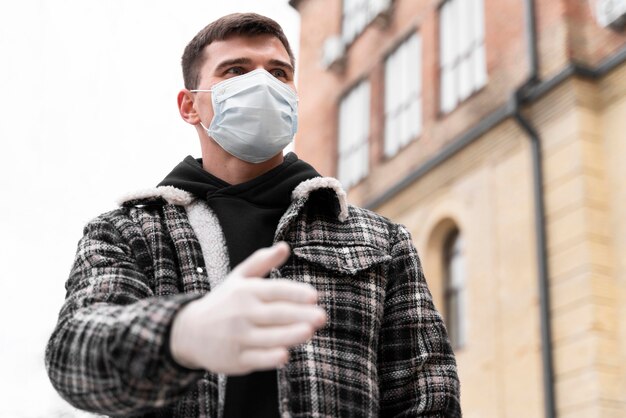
[440,0,487,113]
[338,81,370,189]
[342,0,390,44]
[384,33,422,158]
[444,230,466,349]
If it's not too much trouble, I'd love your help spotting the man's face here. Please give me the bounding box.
[191,34,296,128]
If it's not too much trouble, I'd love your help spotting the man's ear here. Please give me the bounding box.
[178,90,200,125]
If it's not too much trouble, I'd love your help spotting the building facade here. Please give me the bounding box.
[289,0,626,416]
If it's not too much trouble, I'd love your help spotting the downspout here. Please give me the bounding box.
[513,0,556,417]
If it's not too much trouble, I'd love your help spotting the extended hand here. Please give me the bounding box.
[169,242,326,375]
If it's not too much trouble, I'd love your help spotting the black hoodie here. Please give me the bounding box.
[158,152,320,268]
[158,152,320,418]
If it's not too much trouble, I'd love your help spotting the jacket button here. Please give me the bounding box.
[196,267,204,273]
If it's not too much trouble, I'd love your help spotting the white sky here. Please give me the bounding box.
[0,1,300,416]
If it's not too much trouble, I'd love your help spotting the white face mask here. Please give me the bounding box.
[191,69,298,164]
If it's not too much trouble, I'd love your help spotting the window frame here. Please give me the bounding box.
[336,77,372,190]
[438,0,487,115]
[382,28,423,159]
[341,0,391,46]
[443,228,467,350]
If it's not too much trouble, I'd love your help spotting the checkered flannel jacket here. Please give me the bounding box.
[46,177,461,417]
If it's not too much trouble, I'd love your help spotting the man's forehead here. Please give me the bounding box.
[202,35,291,69]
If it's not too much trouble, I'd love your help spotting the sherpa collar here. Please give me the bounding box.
[291,177,348,222]
[116,185,195,207]
[117,177,349,221]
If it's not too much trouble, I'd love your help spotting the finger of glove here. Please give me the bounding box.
[249,302,327,327]
[241,323,315,349]
[233,242,290,279]
[247,279,318,304]
[236,347,289,374]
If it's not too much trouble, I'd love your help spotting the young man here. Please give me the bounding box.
[46,13,461,418]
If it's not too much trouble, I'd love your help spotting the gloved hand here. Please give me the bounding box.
[169,242,326,375]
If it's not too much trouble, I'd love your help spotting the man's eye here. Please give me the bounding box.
[226,67,245,75]
[270,69,287,79]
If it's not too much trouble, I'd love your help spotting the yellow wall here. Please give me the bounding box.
[377,120,544,417]
[374,65,626,417]
[527,67,626,417]
[599,63,626,417]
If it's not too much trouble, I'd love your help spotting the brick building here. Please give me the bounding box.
[289,0,626,416]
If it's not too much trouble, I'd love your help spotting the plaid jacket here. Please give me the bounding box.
[46,177,461,417]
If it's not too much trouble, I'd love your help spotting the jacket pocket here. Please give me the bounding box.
[292,244,391,276]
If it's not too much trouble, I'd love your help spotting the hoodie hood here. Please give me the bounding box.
[157,152,320,209]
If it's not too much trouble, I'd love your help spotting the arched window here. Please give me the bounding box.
[444,229,466,349]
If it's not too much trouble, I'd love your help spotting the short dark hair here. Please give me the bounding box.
[181,13,295,90]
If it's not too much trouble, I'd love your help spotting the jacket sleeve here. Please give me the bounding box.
[378,224,461,417]
[45,213,204,416]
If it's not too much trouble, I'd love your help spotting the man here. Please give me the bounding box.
[46,13,461,418]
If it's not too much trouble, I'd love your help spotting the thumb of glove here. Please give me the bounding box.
[232,242,291,279]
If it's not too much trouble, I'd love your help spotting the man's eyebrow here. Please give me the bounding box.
[214,57,294,74]
[267,59,294,74]
[214,57,254,73]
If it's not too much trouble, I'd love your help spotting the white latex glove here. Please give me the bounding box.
[169,242,326,375]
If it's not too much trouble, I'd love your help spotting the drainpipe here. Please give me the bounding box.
[512,0,556,416]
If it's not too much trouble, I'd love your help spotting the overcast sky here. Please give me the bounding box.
[0,1,299,415]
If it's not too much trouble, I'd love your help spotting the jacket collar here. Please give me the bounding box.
[117,177,349,221]
[116,185,195,207]
[291,177,348,221]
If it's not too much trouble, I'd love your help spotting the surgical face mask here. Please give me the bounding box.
[190,69,298,164]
